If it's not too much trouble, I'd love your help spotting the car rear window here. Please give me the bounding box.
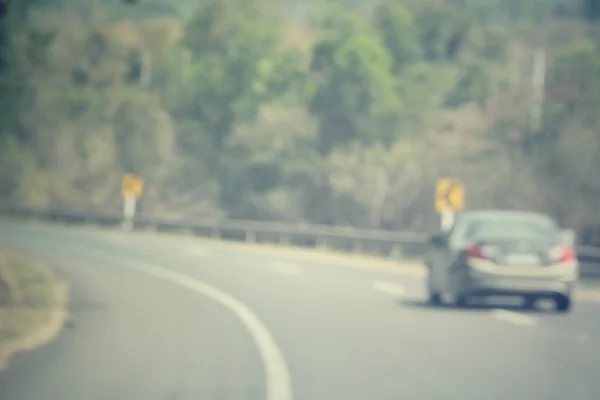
[463,219,558,240]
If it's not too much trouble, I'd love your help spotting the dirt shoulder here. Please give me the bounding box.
[0,251,69,369]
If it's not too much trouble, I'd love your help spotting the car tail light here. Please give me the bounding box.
[549,245,576,263]
[465,244,484,259]
[557,246,576,263]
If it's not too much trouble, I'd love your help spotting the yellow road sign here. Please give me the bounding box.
[435,178,464,212]
[121,174,144,198]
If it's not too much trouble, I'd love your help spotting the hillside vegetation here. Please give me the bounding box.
[1,0,600,241]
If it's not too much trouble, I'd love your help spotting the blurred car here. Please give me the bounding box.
[425,210,578,312]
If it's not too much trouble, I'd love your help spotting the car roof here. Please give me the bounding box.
[458,209,556,224]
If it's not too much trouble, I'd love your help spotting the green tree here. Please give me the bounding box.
[445,61,490,107]
[178,0,283,147]
[373,2,421,72]
[309,6,400,153]
[545,39,600,136]
[408,0,471,62]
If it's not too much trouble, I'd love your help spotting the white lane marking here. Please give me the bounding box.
[372,281,405,296]
[273,262,303,275]
[64,244,293,400]
[399,270,427,277]
[576,333,589,343]
[186,247,210,258]
[490,309,537,327]
[100,235,130,244]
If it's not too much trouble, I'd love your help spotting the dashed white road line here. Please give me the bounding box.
[273,262,303,275]
[490,309,537,327]
[100,234,131,244]
[186,247,210,258]
[576,333,589,344]
[372,281,405,296]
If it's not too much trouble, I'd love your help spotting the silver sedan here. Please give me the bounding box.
[426,210,578,312]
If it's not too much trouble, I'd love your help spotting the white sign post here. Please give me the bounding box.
[440,208,455,232]
[121,173,143,232]
[122,195,136,232]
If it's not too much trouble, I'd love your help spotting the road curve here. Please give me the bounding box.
[0,222,268,400]
[1,220,600,400]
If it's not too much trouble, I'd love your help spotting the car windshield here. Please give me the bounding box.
[463,218,559,240]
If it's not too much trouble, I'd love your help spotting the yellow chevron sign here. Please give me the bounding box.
[121,174,144,198]
[435,178,464,212]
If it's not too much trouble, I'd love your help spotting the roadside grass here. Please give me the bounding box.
[0,251,69,369]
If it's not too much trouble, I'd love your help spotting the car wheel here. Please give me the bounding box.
[428,291,441,305]
[426,274,441,305]
[554,294,572,313]
[454,294,468,308]
[523,295,537,310]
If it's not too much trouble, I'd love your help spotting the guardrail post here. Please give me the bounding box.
[245,231,256,243]
[279,234,291,246]
[211,224,220,239]
[440,209,455,231]
[390,244,403,259]
[316,237,327,250]
[122,195,135,232]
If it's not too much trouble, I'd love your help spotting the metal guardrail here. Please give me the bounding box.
[2,203,600,277]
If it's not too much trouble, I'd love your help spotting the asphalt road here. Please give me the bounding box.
[1,220,600,400]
